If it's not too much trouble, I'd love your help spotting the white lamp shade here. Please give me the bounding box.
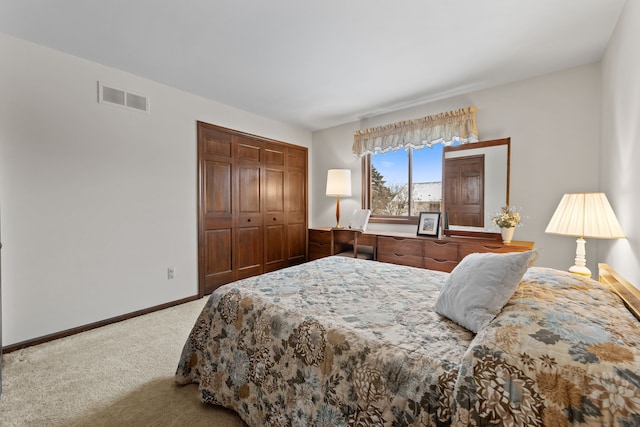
[326,169,352,197]
[545,193,625,239]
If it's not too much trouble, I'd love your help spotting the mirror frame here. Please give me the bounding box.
[442,137,510,239]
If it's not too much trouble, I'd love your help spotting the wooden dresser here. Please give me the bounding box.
[308,227,534,273]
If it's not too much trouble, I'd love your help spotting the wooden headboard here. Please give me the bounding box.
[599,263,640,321]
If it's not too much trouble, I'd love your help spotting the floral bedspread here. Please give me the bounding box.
[175,256,473,426]
[176,259,640,427]
[455,267,640,426]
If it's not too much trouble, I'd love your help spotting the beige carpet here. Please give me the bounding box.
[0,298,248,427]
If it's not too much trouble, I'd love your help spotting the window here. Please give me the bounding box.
[363,143,459,223]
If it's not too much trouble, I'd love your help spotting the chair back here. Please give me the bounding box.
[348,209,371,232]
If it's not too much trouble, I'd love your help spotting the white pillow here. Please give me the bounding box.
[434,249,539,333]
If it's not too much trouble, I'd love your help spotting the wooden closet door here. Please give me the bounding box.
[235,137,264,280]
[263,142,287,272]
[286,146,307,265]
[198,121,308,296]
[199,125,235,294]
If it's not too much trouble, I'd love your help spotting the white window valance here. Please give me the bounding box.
[352,106,479,157]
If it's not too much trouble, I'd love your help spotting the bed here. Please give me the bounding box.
[175,255,640,426]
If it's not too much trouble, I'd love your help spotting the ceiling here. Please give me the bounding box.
[0,0,626,131]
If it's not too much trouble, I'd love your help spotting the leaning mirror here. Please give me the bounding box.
[442,137,510,237]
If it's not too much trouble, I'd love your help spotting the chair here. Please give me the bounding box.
[335,209,374,260]
[348,208,371,232]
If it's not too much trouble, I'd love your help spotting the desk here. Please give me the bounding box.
[308,228,376,260]
[308,227,534,272]
[332,228,376,259]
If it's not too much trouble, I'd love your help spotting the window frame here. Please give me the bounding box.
[361,149,426,225]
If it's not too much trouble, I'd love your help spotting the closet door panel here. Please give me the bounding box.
[264,143,286,217]
[264,223,286,272]
[287,222,307,265]
[265,168,285,213]
[238,167,260,212]
[237,226,262,279]
[235,137,264,278]
[204,161,232,215]
[202,128,233,157]
[204,229,234,288]
[286,147,307,265]
[288,148,305,169]
[200,125,235,294]
[236,137,262,162]
[287,169,305,214]
[264,142,287,271]
[265,145,285,166]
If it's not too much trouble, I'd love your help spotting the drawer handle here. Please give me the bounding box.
[247,218,251,222]
[483,245,501,250]
[273,217,277,221]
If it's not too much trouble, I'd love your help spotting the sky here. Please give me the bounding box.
[372,145,444,186]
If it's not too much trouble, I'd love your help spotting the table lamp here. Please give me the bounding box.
[326,169,352,228]
[545,192,624,277]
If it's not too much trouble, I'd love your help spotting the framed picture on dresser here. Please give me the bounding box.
[417,212,441,237]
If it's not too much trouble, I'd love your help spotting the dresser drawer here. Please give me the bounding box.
[424,258,457,273]
[377,236,423,257]
[424,240,458,261]
[309,246,331,260]
[309,229,331,244]
[357,233,376,247]
[458,242,532,260]
[378,252,424,269]
[308,229,332,260]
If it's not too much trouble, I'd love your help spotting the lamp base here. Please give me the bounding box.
[334,196,341,229]
[569,237,591,278]
[569,265,591,277]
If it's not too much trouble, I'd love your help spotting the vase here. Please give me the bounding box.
[501,227,515,243]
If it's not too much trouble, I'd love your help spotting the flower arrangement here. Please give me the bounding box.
[492,205,522,228]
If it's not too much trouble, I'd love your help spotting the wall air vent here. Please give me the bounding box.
[98,82,149,113]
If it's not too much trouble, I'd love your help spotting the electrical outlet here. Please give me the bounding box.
[167,267,175,280]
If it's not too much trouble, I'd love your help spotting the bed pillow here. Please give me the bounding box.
[434,249,539,333]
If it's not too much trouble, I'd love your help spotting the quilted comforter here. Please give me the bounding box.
[175,257,640,426]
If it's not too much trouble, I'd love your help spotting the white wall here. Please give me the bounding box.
[0,34,311,345]
[311,64,602,273]
[600,0,640,287]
